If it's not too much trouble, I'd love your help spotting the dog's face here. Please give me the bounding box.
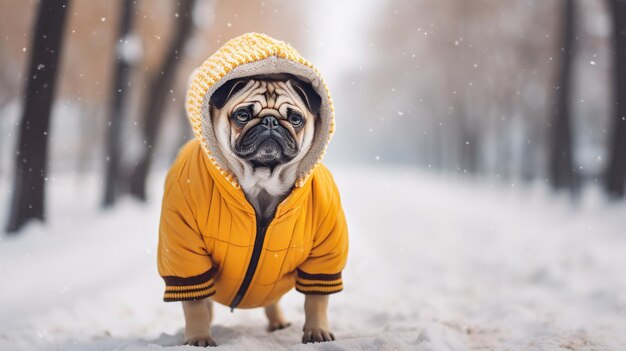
[210,75,321,173]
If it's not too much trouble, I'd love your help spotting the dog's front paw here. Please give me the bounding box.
[302,326,335,343]
[184,335,217,347]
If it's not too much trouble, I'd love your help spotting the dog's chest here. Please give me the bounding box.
[201,193,314,286]
[246,189,289,226]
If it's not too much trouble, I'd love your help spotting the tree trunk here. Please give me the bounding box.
[102,0,137,207]
[605,0,626,198]
[128,0,195,201]
[548,0,578,193]
[6,0,70,233]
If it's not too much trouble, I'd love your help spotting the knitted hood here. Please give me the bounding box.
[185,33,335,189]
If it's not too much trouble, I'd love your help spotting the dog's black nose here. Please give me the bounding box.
[261,116,280,130]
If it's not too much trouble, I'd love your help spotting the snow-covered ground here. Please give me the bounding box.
[1,166,626,351]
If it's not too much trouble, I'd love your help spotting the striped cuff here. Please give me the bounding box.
[162,267,217,302]
[295,269,343,295]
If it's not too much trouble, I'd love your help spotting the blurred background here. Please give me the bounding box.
[0,0,624,231]
[2,1,626,349]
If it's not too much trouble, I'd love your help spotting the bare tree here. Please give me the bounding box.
[6,0,70,233]
[548,0,579,193]
[605,0,626,198]
[103,0,137,207]
[128,0,195,201]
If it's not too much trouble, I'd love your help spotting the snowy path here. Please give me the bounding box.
[1,166,626,351]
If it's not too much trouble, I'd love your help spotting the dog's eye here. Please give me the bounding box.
[233,108,251,124]
[288,113,304,127]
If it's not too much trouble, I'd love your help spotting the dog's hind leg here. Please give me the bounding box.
[264,300,291,332]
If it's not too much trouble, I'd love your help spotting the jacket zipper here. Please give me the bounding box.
[229,212,274,311]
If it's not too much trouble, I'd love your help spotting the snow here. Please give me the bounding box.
[117,34,143,64]
[1,166,626,350]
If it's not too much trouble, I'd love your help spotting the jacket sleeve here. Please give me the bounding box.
[157,171,216,302]
[296,187,349,295]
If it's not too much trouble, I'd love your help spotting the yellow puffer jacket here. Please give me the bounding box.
[157,33,349,309]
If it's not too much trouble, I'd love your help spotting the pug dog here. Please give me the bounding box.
[181,74,336,346]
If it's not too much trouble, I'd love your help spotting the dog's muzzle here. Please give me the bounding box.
[235,116,298,170]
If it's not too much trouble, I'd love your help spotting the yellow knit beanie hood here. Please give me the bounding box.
[185,33,335,188]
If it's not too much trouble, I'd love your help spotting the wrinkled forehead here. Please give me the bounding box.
[228,79,310,116]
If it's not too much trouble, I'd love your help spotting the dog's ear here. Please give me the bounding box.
[290,79,321,116]
[210,78,250,109]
